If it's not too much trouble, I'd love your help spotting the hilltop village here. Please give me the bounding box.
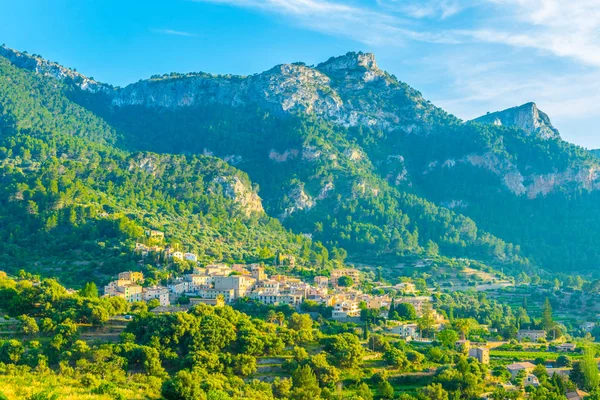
[5,224,600,399]
[82,230,600,399]
[104,264,442,327]
[105,231,443,329]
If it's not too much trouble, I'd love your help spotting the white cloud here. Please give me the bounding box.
[197,0,600,67]
[426,49,600,125]
[193,0,600,145]
[152,28,197,37]
[194,0,423,46]
[467,0,600,67]
[376,0,468,20]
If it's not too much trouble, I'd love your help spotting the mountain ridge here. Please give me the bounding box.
[0,45,446,134]
[3,44,600,272]
[0,45,565,141]
[0,44,112,93]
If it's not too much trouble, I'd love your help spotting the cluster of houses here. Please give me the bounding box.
[103,271,169,305]
[516,330,579,352]
[503,360,582,392]
[102,265,441,325]
[100,262,586,397]
[102,265,337,308]
[134,229,199,262]
[121,230,444,322]
[134,243,198,262]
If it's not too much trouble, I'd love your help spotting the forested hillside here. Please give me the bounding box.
[99,104,524,266]
[3,44,600,274]
[0,55,333,286]
[85,52,600,273]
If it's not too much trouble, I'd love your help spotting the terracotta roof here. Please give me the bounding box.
[507,362,535,370]
[566,389,589,400]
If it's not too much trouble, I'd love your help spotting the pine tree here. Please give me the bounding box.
[542,298,554,337]
[418,303,435,339]
[291,364,321,399]
[517,307,530,329]
[388,298,395,320]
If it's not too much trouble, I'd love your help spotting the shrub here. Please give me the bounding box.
[556,355,572,367]
[534,357,545,365]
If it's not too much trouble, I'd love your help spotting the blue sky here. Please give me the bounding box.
[2,0,600,147]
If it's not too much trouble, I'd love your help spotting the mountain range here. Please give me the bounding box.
[2,45,600,283]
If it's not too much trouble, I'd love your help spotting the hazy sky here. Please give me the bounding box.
[2,0,600,147]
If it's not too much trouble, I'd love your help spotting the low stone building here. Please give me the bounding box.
[506,362,536,378]
[524,373,540,387]
[332,301,360,319]
[517,329,546,341]
[556,343,576,352]
[118,271,144,283]
[468,347,490,364]
[314,276,329,287]
[389,323,419,339]
[331,268,360,286]
[143,286,170,306]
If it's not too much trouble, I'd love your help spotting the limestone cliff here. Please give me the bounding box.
[111,51,443,134]
[213,176,264,216]
[472,102,560,139]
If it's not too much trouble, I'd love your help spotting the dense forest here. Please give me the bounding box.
[2,44,600,279]
[0,56,335,286]
[97,104,525,265]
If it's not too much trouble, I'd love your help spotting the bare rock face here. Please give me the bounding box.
[0,46,448,136]
[317,52,379,73]
[213,176,264,216]
[269,149,299,163]
[428,151,600,198]
[281,180,335,219]
[316,51,386,86]
[282,184,316,218]
[112,74,242,108]
[131,156,157,176]
[472,102,560,139]
[107,52,441,134]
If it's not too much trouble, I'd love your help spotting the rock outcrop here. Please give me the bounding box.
[472,102,560,139]
[213,176,264,216]
[108,51,419,132]
[427,151,600,198]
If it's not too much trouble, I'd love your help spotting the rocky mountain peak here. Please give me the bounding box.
[0,45,446,134]
[472,102,560,139]
[0,45,112,94]
[317,51,379,74]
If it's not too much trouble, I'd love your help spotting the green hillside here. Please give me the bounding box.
[0,56,333,286]
[4,46,600,274]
